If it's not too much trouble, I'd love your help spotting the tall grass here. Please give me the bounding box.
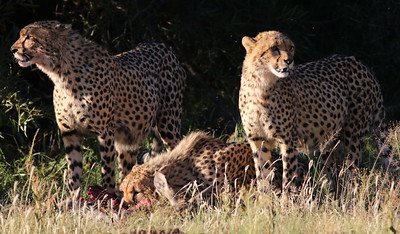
[0,125,399,233]
[1,171,398,233]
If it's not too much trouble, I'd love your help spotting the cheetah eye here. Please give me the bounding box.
[271,46,279,54]
[26,34,31,40]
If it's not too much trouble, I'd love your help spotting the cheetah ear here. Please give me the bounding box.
[154,171,181,206]
[242,36,257,53]
[64,24,72,30]
[55,23,72,34]
[55,23,71,30]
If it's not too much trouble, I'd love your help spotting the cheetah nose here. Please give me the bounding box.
[284,59,292,65]
[11,48,18,54]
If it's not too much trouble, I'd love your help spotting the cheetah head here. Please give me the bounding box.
[119,167,156,205]
[10,21,72,68]
[242,31,295,78]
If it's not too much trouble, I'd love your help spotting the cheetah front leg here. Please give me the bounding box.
[247,137,275,191]
[61,131,83,198]
[279,139,299,194]
[98,132,116,193]
[116,148,137,182]
[340,120,364,176]
[156,115,182,151]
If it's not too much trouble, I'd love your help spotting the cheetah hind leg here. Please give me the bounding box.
[374,122,400,173]
[116,148,137,183]
[335,131,364,197]
[156,114,182,152]
[150,129,164,154]
[137,129,164,164]
[317,140,343,193]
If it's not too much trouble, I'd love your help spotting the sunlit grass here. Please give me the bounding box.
[0,125,399,233]
[1,171,399,233]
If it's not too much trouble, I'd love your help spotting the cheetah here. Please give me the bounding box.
[120,131,308,206]
[11,21,186,196]
[239,30,395,193]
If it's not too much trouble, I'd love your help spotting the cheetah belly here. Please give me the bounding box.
[113,91,160,150]
[294,96,347,153]
[295,123,342,154]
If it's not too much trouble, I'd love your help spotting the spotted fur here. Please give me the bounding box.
[11,21,186,195]
[120,131,308,205]
[239,31,395,192]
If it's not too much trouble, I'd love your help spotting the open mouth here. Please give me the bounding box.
[15,54,33,67]
[268,63,291,78]
[273,67,290,78]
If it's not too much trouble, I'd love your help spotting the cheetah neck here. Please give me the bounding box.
[240,62,280,97]
[37,33,112,90]
[138,132,213,178]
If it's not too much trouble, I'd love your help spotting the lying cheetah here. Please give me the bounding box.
[120,131,308,206]
[11,21,186,196]
[239,31,395,192]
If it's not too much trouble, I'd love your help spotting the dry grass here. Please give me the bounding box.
[1,173,399,234]
[1,125,400,233]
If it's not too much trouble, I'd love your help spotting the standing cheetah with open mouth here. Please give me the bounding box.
[11,21,186,197]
